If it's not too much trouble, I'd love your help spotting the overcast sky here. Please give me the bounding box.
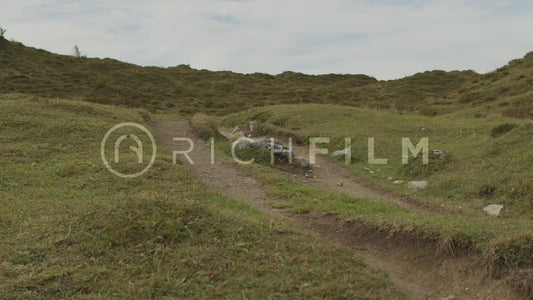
[2,0,533,80]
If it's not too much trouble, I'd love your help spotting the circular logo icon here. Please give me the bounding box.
[100,122,157,178]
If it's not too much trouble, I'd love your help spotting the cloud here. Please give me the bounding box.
[1,0,533,79]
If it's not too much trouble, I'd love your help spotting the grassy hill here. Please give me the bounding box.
[2,35,533,296]
[445,51,533,118]
[0,37,377,115]
[0,94,401,298]
[1,36,483,115]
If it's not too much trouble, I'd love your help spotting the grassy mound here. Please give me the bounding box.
[0,94,401,298]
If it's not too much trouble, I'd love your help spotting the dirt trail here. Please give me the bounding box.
[228,130,450,214]
[150,120,519,300]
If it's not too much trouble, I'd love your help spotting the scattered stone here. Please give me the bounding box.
[483,204,504,217]
[332,149,350,159]
[236,131,245,137]
[432,149,447,160]
[293,156,310,168]
[363,167,371,171]
[387,177,394,181]
[234,138,294,163]
[421,127,426,131]
[393,180,404,184]
[231,125,240,133]
[337,182,344,186]
[408,181,428,190]
[369,171,375,174]
[249,121,258,134]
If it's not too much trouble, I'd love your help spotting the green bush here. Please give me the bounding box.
[491,123,518,137]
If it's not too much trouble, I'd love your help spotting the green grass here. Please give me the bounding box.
[214,103,533,272]
[220,104,533,219]
[197,107,533,271]
[0,94,401,298]
[221,156,533,273]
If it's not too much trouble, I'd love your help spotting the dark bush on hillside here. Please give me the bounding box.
[491,123,518,137]
[502,105,533,119]
[419,105,436,116]
[478,184,496,199]
[459,92,496,104]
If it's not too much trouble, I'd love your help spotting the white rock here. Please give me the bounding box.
[387,177,394,181]
[433,149,447,160]
[408,181,428,190]
[332,149,350,159]
[293,156,310,168]
[249,121,258,133]
[483,204,504,217]
[393,180,404,184]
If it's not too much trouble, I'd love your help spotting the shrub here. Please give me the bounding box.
[419,105,436,116]
[490,123,518,137]
[502,105,533,119]
[459,92,496,104]
[398,152,450,179]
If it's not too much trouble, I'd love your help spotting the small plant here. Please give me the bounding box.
[491,123,518,137]
[72,45,81,58]
[478,184,496,199]
[72,45,86,58]
[0,27,6,38]
[398,152,450,179]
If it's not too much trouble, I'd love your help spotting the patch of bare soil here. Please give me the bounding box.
[150,120,520,300]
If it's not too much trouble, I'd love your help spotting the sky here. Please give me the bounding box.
[1,0,533,80]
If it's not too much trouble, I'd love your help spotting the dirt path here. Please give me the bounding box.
[220,130,449,215]
[150,120,519,300]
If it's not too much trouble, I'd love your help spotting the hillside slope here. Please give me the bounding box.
[0,37,376,115]
[432,52,533,119]
[1,37,480,115]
